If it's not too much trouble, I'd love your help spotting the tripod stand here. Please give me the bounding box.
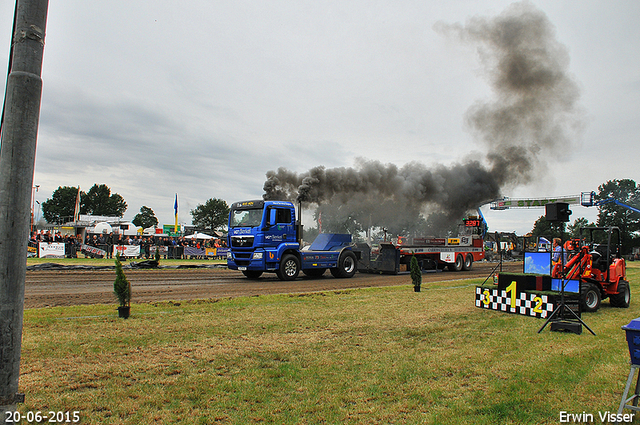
[538,274,595,335]
[538,225,594,335]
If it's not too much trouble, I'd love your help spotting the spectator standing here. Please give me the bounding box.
[143,237,151,259]
[105,232,114,259]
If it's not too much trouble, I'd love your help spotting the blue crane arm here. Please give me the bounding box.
[595,198,640,214]
[477,208,488,238]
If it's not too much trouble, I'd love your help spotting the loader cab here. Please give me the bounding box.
[580,227,622,273]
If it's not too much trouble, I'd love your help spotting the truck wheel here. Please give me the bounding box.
[610,280,631,308]
[462,254,473,271]
[242,270,263,279]
[330,251,357,278]
[580,282,601,313]
[277,254,300,281]
[448,255,463,272]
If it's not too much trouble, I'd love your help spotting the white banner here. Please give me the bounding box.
[113,245,141,257]
[39,242,65,258]
[440,252,455,263]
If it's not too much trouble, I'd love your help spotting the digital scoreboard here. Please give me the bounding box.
[463,219,483,227]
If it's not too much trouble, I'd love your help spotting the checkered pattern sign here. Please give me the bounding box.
[475,286,555,319]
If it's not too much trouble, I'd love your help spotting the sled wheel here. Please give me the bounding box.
[448,255,463,272]
[462,254,473,271]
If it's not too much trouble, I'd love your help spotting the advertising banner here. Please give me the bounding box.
[184,246,205,257]
[38,242,65,258]
[205,247,229,258]
[162,224,183,236]
[113,245,141,257]
[81,244,107,258]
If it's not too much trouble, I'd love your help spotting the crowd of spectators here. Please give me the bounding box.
[30,229,227,260]
[30,230,83,258]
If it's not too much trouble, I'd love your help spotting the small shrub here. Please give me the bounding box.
[114,253,131,307]
[410,256,421,290]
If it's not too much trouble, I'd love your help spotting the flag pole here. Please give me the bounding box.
[73,186,81,223]
[174,194,178,234]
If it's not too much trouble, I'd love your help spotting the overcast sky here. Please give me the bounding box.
[1,0,638,234]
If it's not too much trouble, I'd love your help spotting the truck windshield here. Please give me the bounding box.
[230,208,264,228]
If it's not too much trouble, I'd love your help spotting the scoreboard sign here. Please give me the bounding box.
[475,273,580,319]
[475,286,555,318]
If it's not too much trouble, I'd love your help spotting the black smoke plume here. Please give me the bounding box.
[263,2,583,235]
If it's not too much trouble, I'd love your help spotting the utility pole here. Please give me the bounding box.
[0,0,49,419]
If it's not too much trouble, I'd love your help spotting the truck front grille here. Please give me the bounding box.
[232,251,252,267]
[231,236,254,248]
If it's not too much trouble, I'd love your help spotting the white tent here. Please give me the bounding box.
[117,222,142,236]
[143,226,157,235]
[185,232,213,239]
[92,222,112,234]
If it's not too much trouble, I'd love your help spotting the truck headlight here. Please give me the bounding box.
[227,251,232,260]
[252,252,263,260]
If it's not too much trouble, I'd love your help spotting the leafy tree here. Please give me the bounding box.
[132,206,159,229]
[190,198,229,232]
[529,215,566,240]
[595,179,640,254]
[81,184,127,217]
[566,217,594,239]
[41,186,80,224]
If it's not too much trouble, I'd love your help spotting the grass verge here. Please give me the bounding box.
[15,263,640,424]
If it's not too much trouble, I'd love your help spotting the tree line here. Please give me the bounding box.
[40,184,230,232]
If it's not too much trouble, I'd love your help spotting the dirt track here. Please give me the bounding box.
[24,261,523,309]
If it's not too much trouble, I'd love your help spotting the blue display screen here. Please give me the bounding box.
[552,278,580,293]
[524,252,552,275]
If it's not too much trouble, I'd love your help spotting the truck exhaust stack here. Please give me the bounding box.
[296,200,303,246]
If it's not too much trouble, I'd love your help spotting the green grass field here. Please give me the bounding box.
[14,262,640,424]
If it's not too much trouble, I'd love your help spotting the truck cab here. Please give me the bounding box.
[227,199,358,281]
[227,200,298,278]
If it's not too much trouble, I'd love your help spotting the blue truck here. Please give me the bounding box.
[226,199,359,280]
